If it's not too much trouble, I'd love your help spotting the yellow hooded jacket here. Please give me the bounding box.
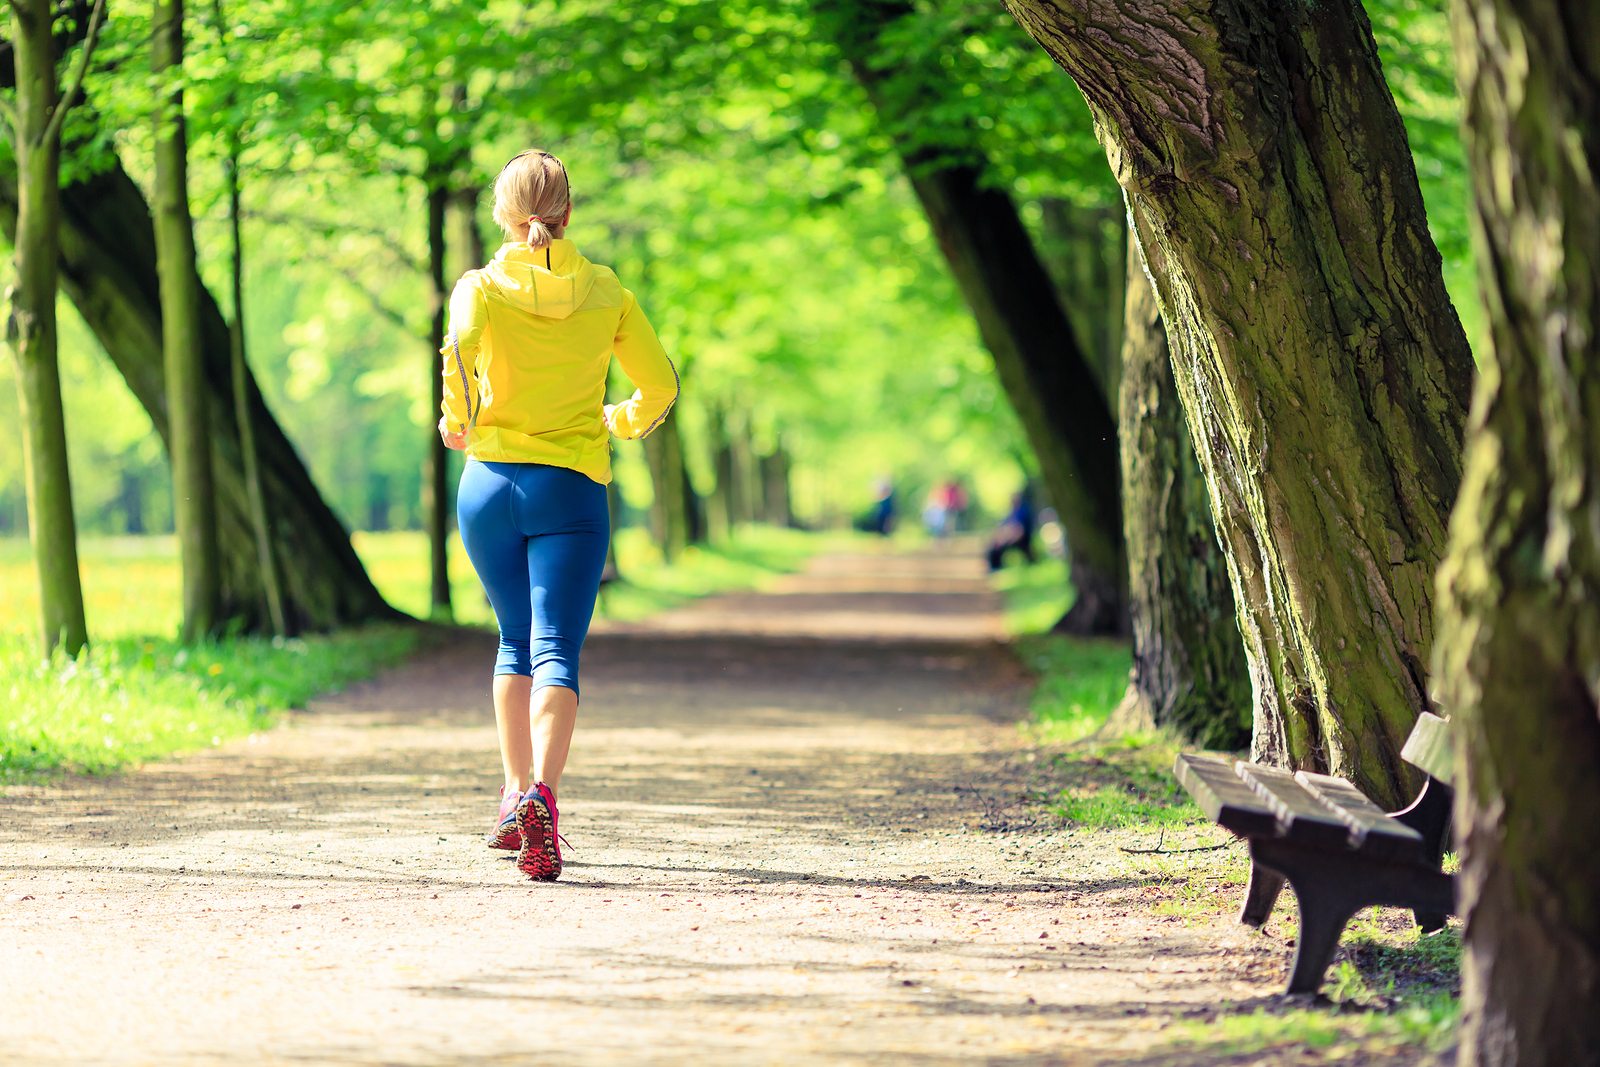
[439,239,679,484]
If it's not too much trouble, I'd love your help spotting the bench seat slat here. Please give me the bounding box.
[1293,771,1424,863]
[1235,763,1351,849]
[1173,754,1278,838]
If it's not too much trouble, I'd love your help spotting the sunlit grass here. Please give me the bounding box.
[0,625,416,781]
[989,555,1073,636]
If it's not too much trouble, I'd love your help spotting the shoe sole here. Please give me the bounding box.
[516,794,562,881]
[486,820,521,851]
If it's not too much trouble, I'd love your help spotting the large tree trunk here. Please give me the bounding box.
[1437,3,1600,1062]
[759,444,792,529]
[5,0,89,657]
[1110,235,1249,749]
[643,418,689,563]
[423,178,452,620]
[0,150,396,631]
[1036,198,1125,401]
[153,0,224,641]
[814,0,1127,635]
[213,0,289,639]
[1006,0,1474,804]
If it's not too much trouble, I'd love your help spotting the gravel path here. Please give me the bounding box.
[1,547,1289,1065]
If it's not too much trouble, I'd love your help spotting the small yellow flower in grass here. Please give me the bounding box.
[207,663,224,677]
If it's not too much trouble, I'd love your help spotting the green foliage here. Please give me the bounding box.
[1044,738,1207,830]
[991,555,1073,635]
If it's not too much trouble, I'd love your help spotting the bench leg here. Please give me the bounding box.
[1240,862,1286,928]
[1285,886,1363,995]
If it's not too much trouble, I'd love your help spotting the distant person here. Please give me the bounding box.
[925,478,968,537]
[864,479,896,536]
[986,485,1038,571]
[439,149,678,881]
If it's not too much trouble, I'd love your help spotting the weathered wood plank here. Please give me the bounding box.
[1235,763,1351,849]
[1294,770,1423,863]
[1401,712,1456,785]
[1173,754,1278,838]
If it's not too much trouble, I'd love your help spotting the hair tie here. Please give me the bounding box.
[528,214,544,225]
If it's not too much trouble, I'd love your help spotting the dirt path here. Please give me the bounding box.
[1,547,1290,1065]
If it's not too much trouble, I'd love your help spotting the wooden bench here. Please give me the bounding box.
[1173,712,1456,994]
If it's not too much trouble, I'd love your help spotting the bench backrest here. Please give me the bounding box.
[1401,712,1455,786]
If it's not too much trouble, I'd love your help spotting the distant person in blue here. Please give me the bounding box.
[858,478,896,536]
[986,485,1037,571]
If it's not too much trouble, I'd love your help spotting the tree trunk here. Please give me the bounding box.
[1006,0,1474,804]
[423,178,452,620]
[1437,3,1600,1062]
[760,445,792,528]
[5,0,89,658]
[814,0,1127,635]
[0,147,395,631]
[643,422,687,563]
[1109,235,1249,749]
[153,0,223,641]
[1037,198,1125,402]
[710,409,738,542]
[212,0,289,638]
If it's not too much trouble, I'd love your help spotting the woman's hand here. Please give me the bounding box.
[438,416,467,451]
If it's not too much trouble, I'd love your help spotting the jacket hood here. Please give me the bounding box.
[479,239,596,320]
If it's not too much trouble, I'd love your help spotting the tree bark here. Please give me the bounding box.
[1110,235,1249,749]
[153,0,223,641]
[212,0,289,638]
[760,445,792,529]
[5,0,91,657]
[1006,0,1474,804]
[643,420,688,563]
[0,149,395,631]
[813,0,1127,635]
[1437,3,1600,1062]
[710,408,738,542]
[1036,198,1125,402]
[424,178,452,620]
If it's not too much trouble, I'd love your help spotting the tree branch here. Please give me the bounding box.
[40,0,105,147]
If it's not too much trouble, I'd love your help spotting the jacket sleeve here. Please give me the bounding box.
[439,277,488,433]
[605,288,679,440]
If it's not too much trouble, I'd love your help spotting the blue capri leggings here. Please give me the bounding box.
[456,460,610,696]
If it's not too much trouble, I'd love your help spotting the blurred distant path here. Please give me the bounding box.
[0,545,1280,1066]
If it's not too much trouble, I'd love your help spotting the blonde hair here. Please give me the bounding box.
[492,150,572,248]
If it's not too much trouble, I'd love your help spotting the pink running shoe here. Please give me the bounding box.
[486,786,523,851]
[516,781,563,881]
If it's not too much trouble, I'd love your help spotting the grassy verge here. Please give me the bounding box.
[991,552,1462,1060]
[0,626,416,782]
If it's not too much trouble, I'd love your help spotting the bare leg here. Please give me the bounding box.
[494,674,533,792]
[531,684,579,799]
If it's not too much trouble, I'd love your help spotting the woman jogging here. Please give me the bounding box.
[438,150,678,881]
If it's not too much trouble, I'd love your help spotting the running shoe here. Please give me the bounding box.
[487,786,523,850]
[516,781,563,881]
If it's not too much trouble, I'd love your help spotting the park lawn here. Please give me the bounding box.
[0,524,830,782]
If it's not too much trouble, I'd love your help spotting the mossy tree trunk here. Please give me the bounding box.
[153,0,223,641]
[1036,198,1125,402]
[814,0,1126,635]
[760,445,792,529]
[0,146,395,631]
[1006,0,1474,804]
[643,418,690,563]
[4,0,102,658]
[1437,2,1600,1061]
[1111,235,1249,749]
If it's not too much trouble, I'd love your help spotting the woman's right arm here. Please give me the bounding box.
[605,289,679,440]
[439,277,488,438]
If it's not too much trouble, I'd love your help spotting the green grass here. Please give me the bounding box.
[0,524,828,781]
[0,625,416,781]
[989,556,1074,636]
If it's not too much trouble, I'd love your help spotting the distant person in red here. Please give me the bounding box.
[922,479,969,537]
[986,485,1037,571]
